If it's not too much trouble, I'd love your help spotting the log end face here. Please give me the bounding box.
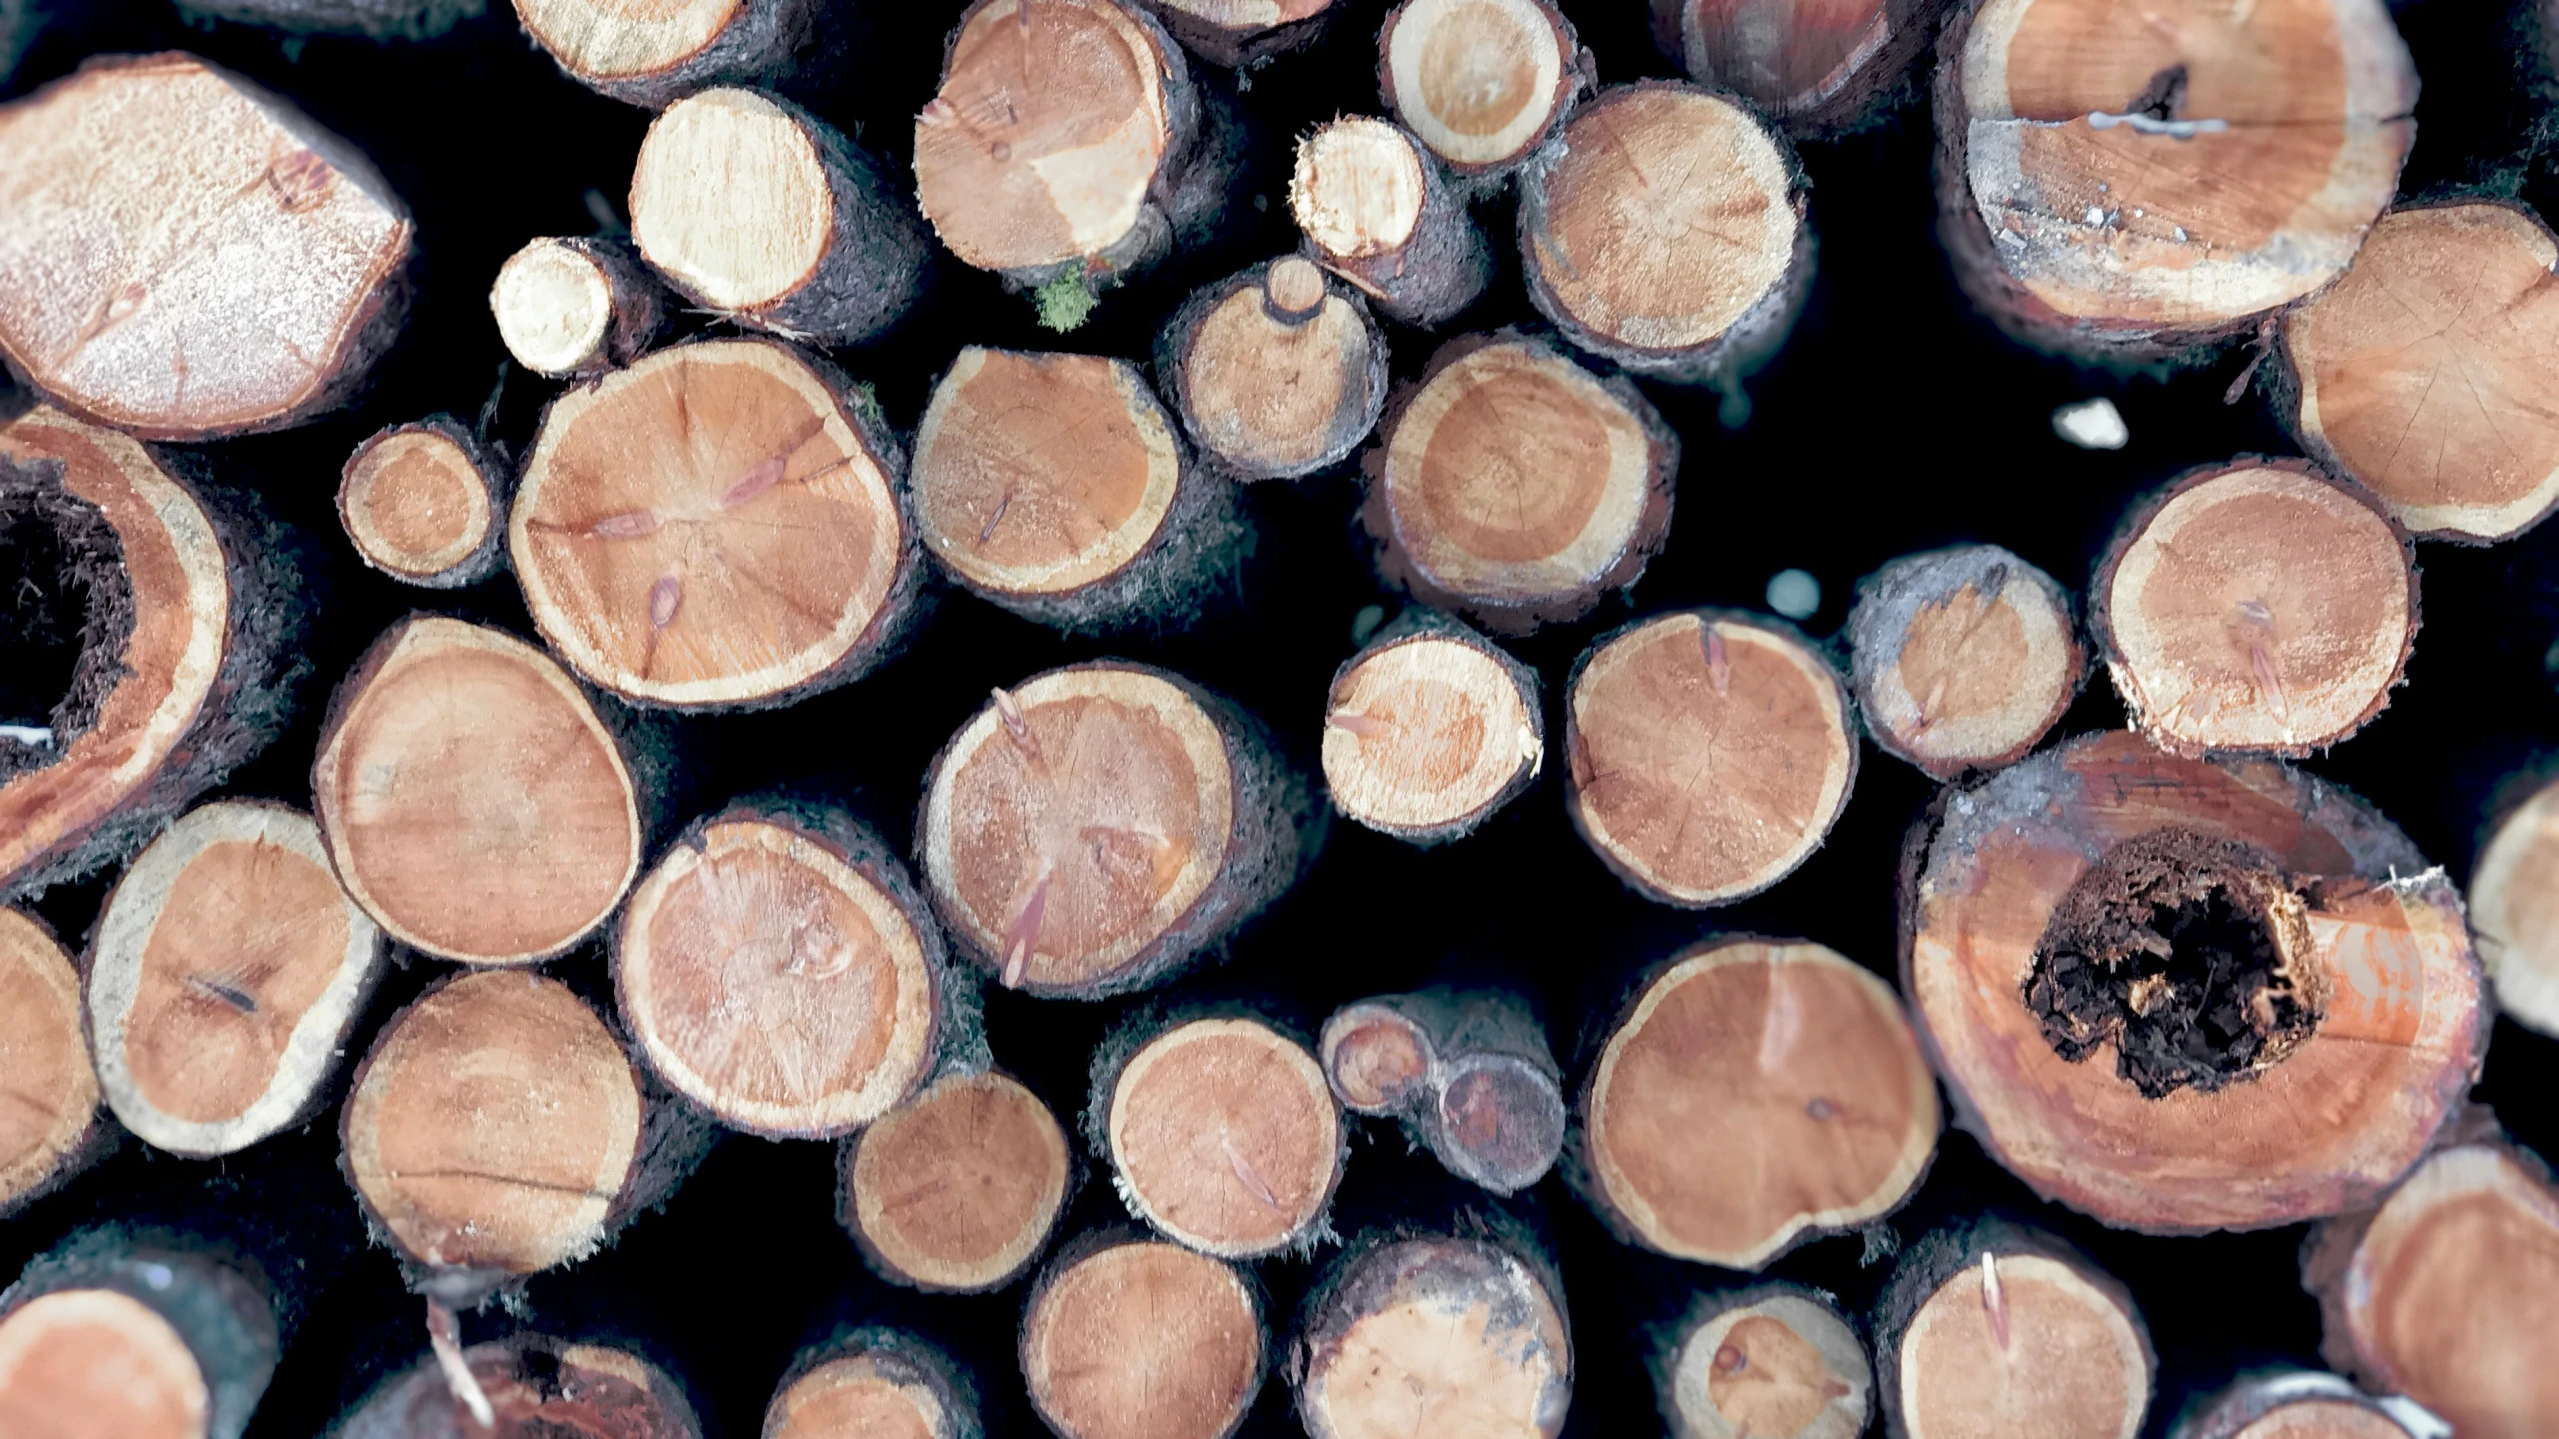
[1667,1293,1869,1439]
[1897,1251,2149,1439]
[1434,1055,1564,1192]
[1384,0,1572,171]
[340,424,496,583]
[517,0,747,86]
[0,909,98,1212]
[2469,775,2559,1038]
[1291,119,1427,259]
[769,1352,954,1439]
[1323,634,1539,839]
[1850,545,2082,779]
[1300,1236,1569,1439]
[1177,270,1379,479]
[1319,1004,1431,1113]
[847,1071,1071,1292]
[492,238,617,378]
[1023,1241,1262,1439]
[0,1289,209,1439]
[633,88,832,315]
[1108,1017,1340,1257]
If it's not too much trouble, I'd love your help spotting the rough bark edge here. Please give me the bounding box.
[833,1063,1076,1296]
[1152,258,1390,482]
[2171,1369,2420,1439]
[0,907,118,1220]
[1298,120,1493,328]
[1655,0,1953,138]
[338,414,510,590]
[1645,1282,1872,1439]
[2,1225,283,1439]
[766,1326,985,1439]
[497,237,667,381]
[1846,543,2086,780]
[1377,0,1594,185]
[1019,1225,1271,1439]
[173,0,485,40]
[525,0,816,110]
[1321,607,1543,844]
[1334,985,1564,1193]
[327,1331,704,1439]
[1142,0,1337,67]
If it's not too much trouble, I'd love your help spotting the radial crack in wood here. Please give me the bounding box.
[1156,257,1386,482]
[1879,1225,2153,1439]
[841,1070,1071,1293]
[491,236,665,380]
[1321,609,1541,843]
[1379,0,1582,177]
[339,417,506,590]
[1020,1236,1264,1439]
[1290,117,1491,328]
[1097,1014,1343,1258]
[0,908,103,1218]
[1658,1286,1871,1439]
[1294,1232,1571,1439]
[335,1332,702,1439]
[1848,544,2083,780]
[516,0,814,109]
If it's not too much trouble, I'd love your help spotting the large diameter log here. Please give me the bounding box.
[1363,335,1677,634]
[1289,118,1491,329]
[1,407,307,902]
[87,800,385,1159]
[839,1070,1072,1293]
[1379,0,1584,179]
[1658,0,1948,134]
[1878,1223,2154,1439]
[0,53,411,439]
[1565,611,1855,906]
[2092,459,2416,757]
[1318,987,1564,1194]
[1903,731,2486,1231]
[313,617,646,966]
[1848,545,2084,780]
[1937,0,2416,362]
[491,236,666,381]
[1020,1234,1265,1439]
[1156,257,1387,483]
[338,417,508,590]
[1656,1286,1871,1439]
[768,1330,979,1439]
[1293,1231,1570,1439]
[515,0,812,109]
[1320,609,1542,845]
[2174,1372,2420,1439]
[2467,772,2559,1038]
[511,338,926,710]
[334,1333,701,1439]
[917,663,1318,999]
[0,1230,283,1439]
[0,908,105,1218]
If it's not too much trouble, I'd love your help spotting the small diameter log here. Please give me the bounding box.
[2274,202,2559,544]
[174,0,480,41]
[1156,257,1387,482]
[1363,334,1678,634]
[338,417,508,590]
[313,617,645,966]
[1519,83,1809,388]
[1379,0,1584,180]
[0,1231,282,1439]
[516,0,812,109]
[1581,939,1938,1268]
[768,1330,979,1439]
[1,406,307,901]
[511,337,926,710]
[491,236,666,380]
[1565,611,1856,907]
[1020,1235,1265,1439]
[1320,609,1541,844]
[2175,1372,2419,1439]
[1937,0,2416,363]
[2467,773,2559,1038]
[1903,731,2486,1231]
[1658,0,1946,135]
[1289,118,1491,329]
[334,1333,701,1439]
[840,1070,1071,1293]
[1655,1286,1871,1439]
[917,662,1318,999]
[1318,988,1564,1194]
[0,53,411,439]
[1847,544,2084,780]
[0,908,104,1218]
[2092,459,2416,757]
[87,800,385,1159]
[1877,1224,2154,1439]
[910,347,1241,632]
[1293,1231,1571,1439]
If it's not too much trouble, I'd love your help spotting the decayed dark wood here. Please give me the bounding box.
[0,1228,284,1439]
[332,1332,703,1439]
[2173,1371,2419,1439]
[1155,257,1387,482]
[766,1329,980,1439]
[1655,0,1950,134]
[2468,770,2559,1039]
[1653,1285,1871,1439]
[1289,117,1491,328]
[1020,1231,1266,1439]
[1292,1228,1571,1439]
[0,906,107,1219]
[1378,0,1586,181]
[337,416,508,590]
[1877,1222,2154,1439]
[490,236,667,380]
[1847,544,2084,780]
[1320,609,1542,844]
[516,0,814,109]
[1319,987,1564,1194]
[839,1069,1072,1293]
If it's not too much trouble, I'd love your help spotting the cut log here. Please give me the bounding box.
[1937,0,2417,362]
[2468,772,2559,1038]
[1581,938,1938,1268]
[1847,544,2084,780]
[916,662,1319,999]
[1564,611,1855,906]
[1317,987,1563,1194]
[0,52,412,439]
[510,337,926,710]
[338,417,507,590]
[0,907,105,1218]
[1140,0,1335,66]
[1155,257,1387,482]
[767,1330,979,1439]
[1519,83,1809,389]
[1,406,308,902]
[2274,201,2559,545]
[1020,1234,1265,1439]
[0,1230,283,1439]
[632,87,930,347]
[1378,0,1584,179]
[516,0,813,109]
[1091,1011,1343,1258]
[909,346,1242,632]
[2174,1372,2419,1439]
[491,236,666,381]
[1877,1223,2154,1439]
[1655,1285,1871,1439]
[1289,118,1491,328]
[839,1069,1072,1293]
[1321,609,1541,844]
[1293,1230,1570,1439]
[2304,1141,2559,1439]
[1903,730,2486,1231]
[1656,0,1948,134]
[2092,458,2416,757]
[333,1332,701,1439]
[86,800,385,1159]
[312,616,645,966]
[172,0,479,39]
[1363,334,1678,634]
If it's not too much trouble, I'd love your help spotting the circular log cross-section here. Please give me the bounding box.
[1663,0,1934,133]
[338,1334,701,1439]
[1584,939,1938,1268]
[1322,613,1542,843]
[0,1289,213,1439]
[2175,1372,2418,1439]
[1943,0,2417,359]
[1660,1289,1870,1439]
[768,1339,972,1439]
[491,236,664,381]
[343,971,646,1276]
[511,338,921,710]
[617,808,942,1139]
[1159,258,1386,482]
[515,0,809,109]
[842,1070,1072,1293]
[1102,1016,1342,1258]
[1885,1238,2152,1439]
[2278,202,2559,544]
[1320,1002,1431,1114]
[313,617,643,967]
[2093,460,2416,757]
[87,801,384,1158]
[1366,336,1676,634]
[2468,774,2559,1039]
[1021,1239,1264,1439]
[1904,731,2485,1231]
[1848,545,2083,780]
[1296,1234,1570,1439]
[0,909,100,1217]
[1289,118,1491,328]
[0,52,412,439]
[338,419,505,589]
[1565,612,1855,907]
[1379,0,1580,177]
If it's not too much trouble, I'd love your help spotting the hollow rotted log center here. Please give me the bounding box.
[0,456,133,784]
[2024,828,2325,1099]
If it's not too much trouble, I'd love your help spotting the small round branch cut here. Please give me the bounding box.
[1660,0,1946,135]
[1938,0,2417,362]
[0,908,103,1218]
[1364,335,1678,634]
[312,617,644,967]
[87,800,385,1159]
[918,663,1317,999]
[1656,1286,1871,1439]
[511,338,925,710]
[516,0,814,109]
[2093,459,2416,757]
[1903,731,2486,1232]
[1321,609,1542,844]
[1582,939,1938,1268]
[0,52,412,439]
[841,1070,1071,1293]
[1156,257,1387,482]
[2175,1372,2419,1439]
[1289,118,1491,328]
[339,417,507,590]
[768,1331,978,1439]
[2276,202,2559,544]
[1379,0,1583,178]
[337,1333,701,1439]
[1878,1225,2154,1439]
[491,236,666,381]
[1020,1236,1264,1439]
[0,1237,282,1439]
[1320,987,1564,1194]
[632,88,930,347]
[1294,1232,1571,1439]
[2468,773,2559,1037]
[1519,83,1809,386]
[1848,544,2084,780]
[1565,612,1856,907]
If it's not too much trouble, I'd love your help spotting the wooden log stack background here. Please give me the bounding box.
[3,0,2559,1436]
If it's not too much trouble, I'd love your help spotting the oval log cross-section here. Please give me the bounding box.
[1659,1287,1871,1439]
[0,909,101,1217]
[1020,1238,1264,1439]
[1848,544,2084,779]
[1379,0,1581,177]
[1295,1233,1571,1439]
[1882,1231,2153,1439]
[1321,611,1542,843]
[338,418,505,590]
[842,1070,1072,1293]
[0,1289,213,1439]
[1102,1015,1343,1258]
